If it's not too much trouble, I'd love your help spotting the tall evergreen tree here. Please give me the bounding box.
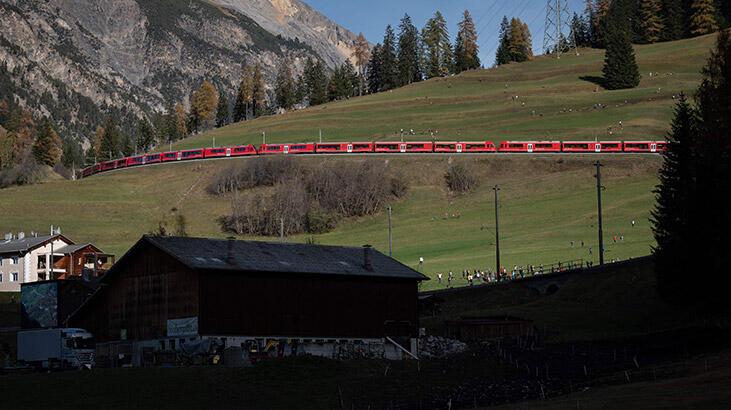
[367,44,383,93]
[571,12,592,47]
[397,14,421,85]
[380,25,399,90]
[99,117,120,160]
[61,138,83,169]
[215,90,230,128]
[689,0,719,35]
[593,0,611,48]
[454,10,480,73]
[275,61,297,110]
[661,0,685,41]
[252,65,267,118]
[640,0,665,43]
[422,11,452,78]
[233,66,254,122]
[495,16,511,66]
[32,119,62,166]
[136,118,155,152]
[328,62,358,101]
[652,94,697,303]
[602,2,641,89]
[304,58,329,106]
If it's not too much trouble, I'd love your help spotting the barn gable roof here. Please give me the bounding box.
[144,236,428,281]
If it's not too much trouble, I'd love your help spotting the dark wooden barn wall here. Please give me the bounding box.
[72,246,199,342]
[198,271,419,338]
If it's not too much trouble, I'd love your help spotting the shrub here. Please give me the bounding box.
[445,162,478,194]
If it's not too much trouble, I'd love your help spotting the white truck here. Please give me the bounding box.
[17,328,95,370]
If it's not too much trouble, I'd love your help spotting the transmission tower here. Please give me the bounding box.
[542,0,579,58]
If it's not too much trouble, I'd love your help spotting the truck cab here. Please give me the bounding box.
[18,328,95,370]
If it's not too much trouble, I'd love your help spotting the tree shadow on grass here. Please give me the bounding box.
[580,75,608,88]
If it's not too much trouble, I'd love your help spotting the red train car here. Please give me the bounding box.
[230,145,258,156]
[315,142,374,153]
[126,156,145,167]
[99,160,116,172]
[434,141,497,153]
[498,141,562,153]
[144,153,162,164]
[161,151,180,162]
[259,143,316,154]
[655,141,667,152]
[375,141,433,153]
[115,158,128,168]
[623,141,663,153]
[561,141,605,153]
[180,149,204,160]
[204,147,229,158]
[81,166,95,178]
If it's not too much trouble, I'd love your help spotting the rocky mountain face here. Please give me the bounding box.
[0,0,358,142]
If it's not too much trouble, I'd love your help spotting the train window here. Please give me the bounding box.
[290,145,308,150]
[210,149,225,154]
[509,143,523,148]
[183,150,202,158]
[535,143,553,148]
[352,144,370,150]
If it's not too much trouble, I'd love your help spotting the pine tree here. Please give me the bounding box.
[252,65,267,117]
[652,94,697,303]
[275,61,297,110]
[380,25,399,90]
[594,0,611,48]
[571,12,591,47]
[215,90,230,127]
[495,16,511,65]
[367,44,383,93]
[120,131,134,157]
[454,10,480,73]
[690,0,719,35]
[328,62,358,101]
[422,11,452,78]
[136,118,155,152]
[99,117,120,160]
[61,138,83,168]
[352,33,371,96]
[304,58,328,106]
[640,0,665,43]
[661,0,685,41]
[32,119,62,166]
[233,66,255,122]
[602,2,641,89]
[397,14,421,85]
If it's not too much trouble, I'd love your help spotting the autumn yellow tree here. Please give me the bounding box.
[32,119,63,166]
[92,126,105,158]
[190,80,219,133]
[351,33,370,95]
[690,0,719,36]
[174,103,188,138]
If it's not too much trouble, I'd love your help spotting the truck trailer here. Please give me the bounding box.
[17,328,95,369]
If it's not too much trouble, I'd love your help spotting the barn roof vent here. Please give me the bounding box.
[363,245,373,271]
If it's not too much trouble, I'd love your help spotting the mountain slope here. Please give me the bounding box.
[173,34,716,150]
[0,0,357,141]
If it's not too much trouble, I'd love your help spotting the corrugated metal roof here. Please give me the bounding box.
[54,243,100,254]
[144,236,428,281]
[0,235,71,255]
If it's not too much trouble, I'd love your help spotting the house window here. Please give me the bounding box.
[38,272,46,281]
[0,274,3,282]
[11,272,18,282]
[0,258,3,266]
[11,257,19,265]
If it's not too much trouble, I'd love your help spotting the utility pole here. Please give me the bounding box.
[595,161,605,266]
[319,129,322,143]
[387,205,393,257]
[213,137,216,148]
[263,131,266,145]
[493,185,501,274]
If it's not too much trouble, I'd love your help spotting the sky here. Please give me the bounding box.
[306,0,586,66]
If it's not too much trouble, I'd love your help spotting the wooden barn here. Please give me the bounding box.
[70,236,427,364]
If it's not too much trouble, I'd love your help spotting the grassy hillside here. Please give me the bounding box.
[172,34,716,150]
[0,156,660,290]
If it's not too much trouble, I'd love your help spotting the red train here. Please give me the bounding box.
[80,140,667,178]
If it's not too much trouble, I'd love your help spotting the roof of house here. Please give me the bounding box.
[0,234,73,255]
[141,235,428,281]
[54,243,102,254]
